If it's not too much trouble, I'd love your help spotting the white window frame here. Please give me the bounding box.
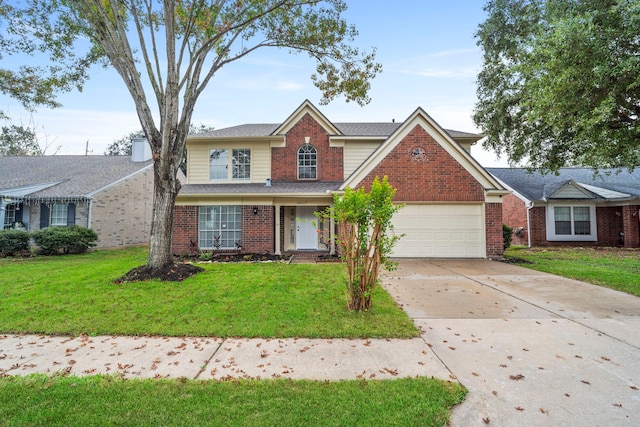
[545,203,597,241]
[297,144,317,180]
[198,206,242,250]
[3,204,16,229]
[232,148,251,181]
[50,203,68,226]
[209,148,251,181]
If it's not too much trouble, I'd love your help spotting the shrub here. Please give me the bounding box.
[31,225,98,255]
[0,229,30,257]
[503,224,513,250]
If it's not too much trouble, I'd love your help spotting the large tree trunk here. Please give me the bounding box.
[147,156,180,270]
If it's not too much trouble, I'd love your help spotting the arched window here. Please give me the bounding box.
[298,144,317,179]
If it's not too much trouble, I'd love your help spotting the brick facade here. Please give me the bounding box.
[356,125,485,202]
[271,113,343,181]
[502,193,529,246]
[91,168,153,248]
[172,205,275,255]
[172,205,199,255]
[241,205,274,253]
[525,205,638,248]
[485,202,504,257]
[622,205,640,248]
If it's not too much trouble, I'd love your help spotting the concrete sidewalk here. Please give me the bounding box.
[383,259,640,427]
[0,334,450,381]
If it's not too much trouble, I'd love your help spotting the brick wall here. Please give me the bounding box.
[91,168,153,248]
[271,113,343,181]
[502,193,529,246]
[485,202,504,257]
[241,205,274,253]
[172,205,199,255]
[622,205,640,247]
[596,207,624,246]
[356,125,485,202]
[529,207,547,246]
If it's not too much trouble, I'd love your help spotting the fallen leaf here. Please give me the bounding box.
[509,374,525,381]
[483,417,490,424]
[612,403,622,407]
[581,380,591,385]
[515,407,525,412]
[539,408,548,415]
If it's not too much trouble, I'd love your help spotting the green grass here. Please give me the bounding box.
[0,375,466,427]
[505,246,640,296]
[0,246,418,338]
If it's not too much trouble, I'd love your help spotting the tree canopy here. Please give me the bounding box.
[0,0,99,113]
[3,0,381,277]
[474,0,640,171]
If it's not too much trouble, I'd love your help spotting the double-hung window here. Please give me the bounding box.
[3,204,16,229]
[547,205,596,241]
[209,149,251,181]
[198,206,242,250]
[50,203,69,226]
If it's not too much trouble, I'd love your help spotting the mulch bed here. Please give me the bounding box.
[497,257,535,265]
[114,263,205,283]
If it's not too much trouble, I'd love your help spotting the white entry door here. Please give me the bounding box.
[296,206,318,250]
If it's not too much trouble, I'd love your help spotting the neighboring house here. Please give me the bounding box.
[488,168,640,248]
[172,100,508,258]
[0,142,154,248]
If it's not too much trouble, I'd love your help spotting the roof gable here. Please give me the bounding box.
[341,107,504,191]
[271,99,341,136]
[549,180,596,199]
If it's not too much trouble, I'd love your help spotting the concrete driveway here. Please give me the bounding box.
[382,259,640,427]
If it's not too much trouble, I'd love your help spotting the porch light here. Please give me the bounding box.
[253,207,259,215]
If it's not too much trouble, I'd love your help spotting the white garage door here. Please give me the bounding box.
[390,204,485,258]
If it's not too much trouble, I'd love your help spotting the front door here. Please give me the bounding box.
[296,206,318,250]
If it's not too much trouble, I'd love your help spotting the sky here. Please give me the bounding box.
[0,0,508,166]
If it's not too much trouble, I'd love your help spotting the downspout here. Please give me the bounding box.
[0,198,6,229]
[526,204,533,248]
[87,199,92,230]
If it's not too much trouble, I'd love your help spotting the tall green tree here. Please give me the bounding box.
[474,0,640,171]
[0,0,98,113]
[6,0,381,278]
[0,124,40,156]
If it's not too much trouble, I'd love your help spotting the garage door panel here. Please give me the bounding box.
[391,204,484,258]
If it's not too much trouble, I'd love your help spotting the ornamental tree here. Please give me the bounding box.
[323,176,402,311]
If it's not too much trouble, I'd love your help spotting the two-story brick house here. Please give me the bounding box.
[172,100,508,258]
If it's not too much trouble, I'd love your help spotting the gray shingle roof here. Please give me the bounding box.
[0,156,153,200]
[179,181,342,195]
[487,167,640,201]
[198,122,479,139]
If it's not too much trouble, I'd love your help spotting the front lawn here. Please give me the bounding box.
[0,246,418,338]
[0,375,466,426]
[504,246,640,297]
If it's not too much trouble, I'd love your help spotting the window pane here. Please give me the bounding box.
[198,206,242,249]
[50,204,68,226]
[554,207,571,235]
[573,207,591,235]
[232,149,251,180]
[3,204,16,229]
[298,145,317,179]
[209,149,228,180]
